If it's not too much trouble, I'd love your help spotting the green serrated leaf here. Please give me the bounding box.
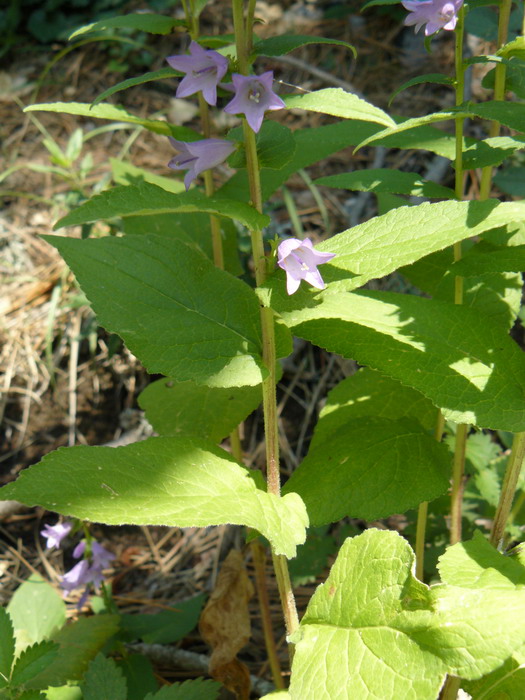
[314,169,455,199]
[0,437,308,558]
[284,417,450,525]
[55,182,268,231]
[11,641,59,688]
[92,68,179,108]
[273,290,525,431]
[389,73,454,106]
[253,35,356,58]
[143,677,221,699]
[69,14,185,40]
[7,575,66,656]
[81,654,127,700]
[26,616,120,689]
[24,103,198,140]
[0,608,15,688]
[138,378,261,442]
[290,529,525,699]
[228,121,296,170]
[120,594,205,644]
[116,654,157,700]
[44,234,266,388]
[284,89,395,127]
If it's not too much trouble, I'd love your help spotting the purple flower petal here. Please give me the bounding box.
[223,72,285,133]
[166,40,229,106]
[61,559,91,591]
[41,521,72,549]
[402,0,463,36]
[168,137,235,190]
[277,238,336,295]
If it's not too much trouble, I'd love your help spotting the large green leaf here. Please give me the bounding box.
[253,35,356,57]
[259,199,525,304]
[55,182,268,232]
[7,575,66,656]
[452,242,525,276]
[494,165,525,197]
[0,437,308,558]
[26,616,120,689]
[45,234,265,388]
[283,416,451,525]
[24,103,197,140]
[81,655,127,700]
[462,135,525,169]
[273,290,525,431]
[313,367,439,432]
[284,89,395,127]
[314,169,455,199]
[138,378,261,442]
[10,642,59,688]
[69,13,185,39]
[289,530,525,699]
[463,644,525,699]
[120,595,205,644]
[228,121,296,170]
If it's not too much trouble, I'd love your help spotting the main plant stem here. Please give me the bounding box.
[478,0,513,201]
[232,0,300,644]
[490,432,525,549]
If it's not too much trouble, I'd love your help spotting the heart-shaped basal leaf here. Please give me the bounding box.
[138,378,262,442]
[274,290,525,431]
[283,416,450,525]
[289,529,525,699]
[0,437,307,558]
[45,234,267,388]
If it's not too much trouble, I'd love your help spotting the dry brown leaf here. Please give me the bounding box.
[199,549,254,700]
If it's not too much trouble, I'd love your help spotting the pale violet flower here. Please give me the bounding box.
[223,72,286,133]
[402,0,463,35]
[41,521,72,549]
[61,538,114,607]
[166,40,229,106]
[277,238,336,295]
[168,137,235,190]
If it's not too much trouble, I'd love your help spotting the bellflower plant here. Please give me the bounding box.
[277,238,336,295]
[402,0,463,35]
[8,0,525,696]
[167,136,235,189]
[166,40,229,106]
[223,72,286,133]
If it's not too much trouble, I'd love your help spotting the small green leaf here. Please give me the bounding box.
[120,595,205,644]
[0,438,308,558]
[138,378,261,442]
[228,122,296,170]
[314,169,455,199]
[24,103,198,140]
[25,616,120,689]
[7,575,66,655]
[116,654,157,700]
[253,35,356,58]
[284,417,450,525]
[0,609,15,687]
[143,678,221,699]
[81,655,127,700]
[10,642,59,688]
[110,158,186,194]
[494,166,525,197]
[389,73,454,106]
[497,36,525,60]
[55,182,268,232]
[69,14,185,40]
[45,234,266,388]
[462,135,525,169]
[284,89,395,127]
[92,67,179,107]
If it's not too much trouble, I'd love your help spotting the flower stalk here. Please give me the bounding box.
[490,431,525,549]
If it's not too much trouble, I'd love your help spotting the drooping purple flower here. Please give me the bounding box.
[402,0,463,35]
[41,521,72,549]
[223,72,286,133]
[166,40,229,106]
[168,137,235,190]
[277,238,336,295]
[61,538,115,606]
